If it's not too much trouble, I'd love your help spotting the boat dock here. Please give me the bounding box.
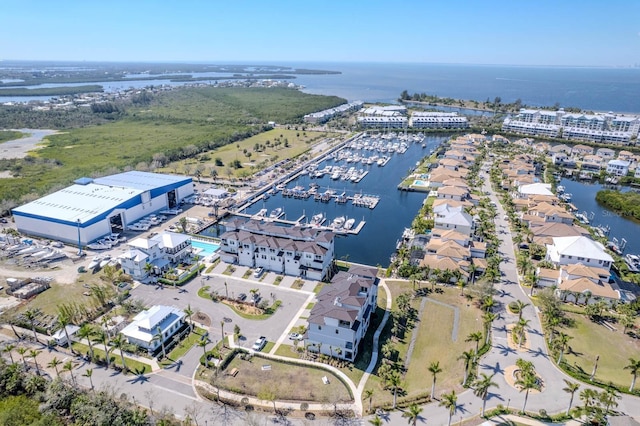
[229,210,366,235]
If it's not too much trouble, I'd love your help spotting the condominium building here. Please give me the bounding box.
[219,219,335,281]
[502,109,640,144]
[303,101,364,124]
[408,112,469,129]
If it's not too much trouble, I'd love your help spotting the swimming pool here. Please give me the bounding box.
[191,239,220,257]
[413,179,429,187]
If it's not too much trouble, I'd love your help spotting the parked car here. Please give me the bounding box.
[288,332,303,341]
[253,267,264,278]
[252,336,267,351]
[237,293,247,301]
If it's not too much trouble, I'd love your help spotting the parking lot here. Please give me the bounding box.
[130,265,315,354]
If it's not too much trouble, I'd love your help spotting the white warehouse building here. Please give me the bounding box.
[12,171,194,246]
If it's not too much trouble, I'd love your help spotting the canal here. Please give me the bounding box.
[201,134,451,266]
[559,177,640,255]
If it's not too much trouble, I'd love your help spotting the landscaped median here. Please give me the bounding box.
[71,341,153,374]
[197,285,282,320]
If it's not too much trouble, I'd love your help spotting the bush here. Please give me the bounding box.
[508,301,520,314]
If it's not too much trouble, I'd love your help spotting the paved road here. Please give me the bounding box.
[381,162,640,425]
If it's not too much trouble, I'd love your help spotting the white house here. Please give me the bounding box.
[119,231,192,280]
[606,159,631,177]
[545,236,613,270]
[120,305,186,353]
[306,266,378,361]
[517,183,554,198]
[52,324,80,346]
[433,204,474,236]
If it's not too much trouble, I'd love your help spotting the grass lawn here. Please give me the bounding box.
[208,354,352,403]
[160,327,208,367]
[71,342,152,374]
[222,299,282,320]
[161,128,337,180]
[561,312,640,390]
[0,130,25,143]
[13,275,100,316]
[366,281,483,409]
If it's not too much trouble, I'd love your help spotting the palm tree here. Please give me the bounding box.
[458,350,475,386]
[23,308,40,343]
[198,339,208,367]
[515,370,540,414]
[57,312,74,353]
[624,358,640,392]
[368,415,383,426]
[17,346,28,366]
[386,371,402,409]
[515,300,529,321]
[554,332,573,364]
[3,343,15,364]
[600,386,619,414]
[580,388,598,414]
[562,379,579,416]
[466,331,483,355]
[83,368,94,390]
[77,324,95,360]
[28,349,41,375]
[220,321,225,347]
[473,373,498,417]
[63,360,76,385]
[482,312,498,345]
[184,305,194,333]
[516,318,530,349]
[112,334,128,372]
[402,403,423,426]
[428,361,443,400]
[439,390,457,426]
[363,388,374,413]
[153,326,166,359]
[48,357,62,377]
[143,262,154,278]
[93,329,110,368]
[457,279,466,296]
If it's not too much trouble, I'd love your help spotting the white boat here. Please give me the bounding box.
[99,255,112,269]
[88,256,102,269]
[344,218,355,230]
[87,242,111,250]
[269,207,283,219]
[575,212,589,225]
[556,185,565,194]
[310,213,324,226]
[332,216,345,228]
[18,245,39,255]
[256,208,268,217]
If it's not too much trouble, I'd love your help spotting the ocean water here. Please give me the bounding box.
[289,62,640,113]
[2,62,639,113]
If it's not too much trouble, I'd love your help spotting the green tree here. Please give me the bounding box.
[386,371,403,409]
[48,357,62,377]
[3,343,15,364]
[112,334,128,372]
[428,360,443,400]
[624,358,640,392]
[466,331,483,355]
[77,324,95,360]
[369,415,383,426]
[363,388,374,414]
[458,350,475,386]
[439,390,457,426]
[184,305,194,333]
[563,379,580,416]
[83,368,94,391]
[554,332,573,364]
[28,349,41,375]
[23,308,40,343]
[473,373,498,417]
[63,360,76,385]
[515,366,540,414]
[402,403,423,426]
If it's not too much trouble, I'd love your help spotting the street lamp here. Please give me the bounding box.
[76,219,83,256]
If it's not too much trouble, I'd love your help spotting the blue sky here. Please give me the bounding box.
[2,0,639,66]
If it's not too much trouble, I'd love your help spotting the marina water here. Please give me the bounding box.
[559,178,640,255]
[201,134,449,266]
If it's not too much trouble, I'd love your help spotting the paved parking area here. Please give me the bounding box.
[130,265,315,354]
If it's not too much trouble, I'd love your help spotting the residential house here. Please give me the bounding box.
[120,305,186,353]
[545,236,613,270]
[607,159,630,177]
[433,204,474,236]
[306,266,378,361]
[119,232,193,281]
[555,263,620,305]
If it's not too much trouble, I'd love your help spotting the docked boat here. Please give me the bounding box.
[310,213,325,226]
[344,218,355,230]
[331,216,345,228]
[256,208,268,218]
[556,185,565,194]
[574,212,590,225]
[624,254,640,273]
[269,207,283,219]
